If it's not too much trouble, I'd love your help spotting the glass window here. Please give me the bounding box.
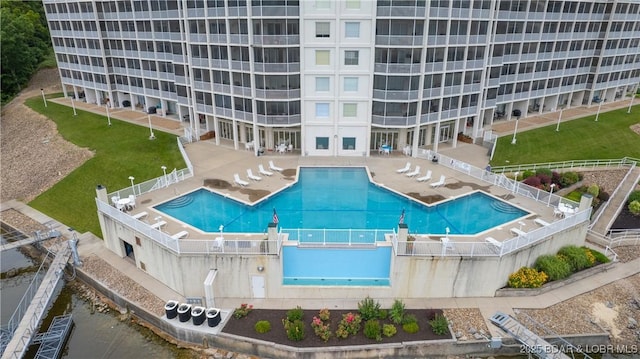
[316,137,329,149]
[344,77,358,91]
[345,0,360,9]
[315,50,330,65]
[343,103,357,117]
[345,50,359,65]
[316,77,329,91]
[342,137,356,150]
[316,103,330,117]
[345,22,360,38]
[316,22,330,38]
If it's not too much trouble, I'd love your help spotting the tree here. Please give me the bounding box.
[1,0,51,103]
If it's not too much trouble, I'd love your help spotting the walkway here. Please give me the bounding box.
[589,166,640,235]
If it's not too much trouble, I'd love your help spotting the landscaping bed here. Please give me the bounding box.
[222,308,451,347]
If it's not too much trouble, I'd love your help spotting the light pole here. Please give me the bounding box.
[445,227,450,240]
[511,119,519,145]
[161,165,167,187]
[555,108,563,131]
[71,97,77,116]
[548,183,556,207]
[513,172,519,193]
[595,100,603,122]
[40,89,47,108]
[148,115,156,140]
[106,104,112,126]
[128,176,135,196]
[628,87,636,114]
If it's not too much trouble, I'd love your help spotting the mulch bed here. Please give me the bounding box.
[222,309,451,347]
[610,207,640,230]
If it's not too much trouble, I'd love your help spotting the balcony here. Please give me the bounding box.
[253,35,300,46]
[371,115,417,127]
[374,63,422,74]
[372,89,419,101]
[375,35,423,47]
[256,114,301,126]
[376,6,426,17]
[253,63,300,73]
[251,5,298,17]
[254,89,301,99]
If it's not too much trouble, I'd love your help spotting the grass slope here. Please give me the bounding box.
[25,97,185,236]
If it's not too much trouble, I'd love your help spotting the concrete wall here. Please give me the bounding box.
[99,212,589,300]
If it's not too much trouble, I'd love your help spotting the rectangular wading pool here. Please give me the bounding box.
[282,246,392,286]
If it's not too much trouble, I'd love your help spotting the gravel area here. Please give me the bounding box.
[1,69,639,355]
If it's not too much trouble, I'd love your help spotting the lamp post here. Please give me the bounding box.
[628,87,636,114]
[513,172,519,193]
[219,225,224,239]
[40,89,47,108]
[595,99,603,122]
[555,108,563,131]
[445,227,450,240]
[161,165,167,187]
[71,97,77,116]
[128,176,135,196]
[147,115,156,140]
[548,183,556,207]
[106,104,112,126]
[511,119,519,145]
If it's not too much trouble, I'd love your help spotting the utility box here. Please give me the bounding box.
[490,337,502,349]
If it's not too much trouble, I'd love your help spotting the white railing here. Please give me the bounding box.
[416,150,580,209]
[280,228,393,245]
[602,163,640,232]
[97,199,278,255]
[108,137,193,199]
[398,209,591,258]
[491,157,637,174]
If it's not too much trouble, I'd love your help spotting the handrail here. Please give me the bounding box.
[491,157,637,174]
[602,163,640,232]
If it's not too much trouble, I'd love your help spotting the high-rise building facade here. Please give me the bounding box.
[44,0,640,156]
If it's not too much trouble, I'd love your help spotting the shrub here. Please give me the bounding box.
[560,171,580,187]
[358,296,381,321]
[311,316,332,342]
[628,190,640,204]
[522,170,536,180]
[363,319,382,341]
[254,320,271,334]
[629,200,640,215]
[282,318,305,341]
[537,174,551,186]
[598,191,610,202]
[507,267,548,288]
[402,321,420,334]
[551,171,561,186]
[233,303,253,319]
[535,168,553,177]
[378,309,388,320]
[402,314,417,325]
[566,191,583,203]
[523,176,542,188]
[286,306,304,322]
[389,299,406,325]
[335,312,362,339]
[587,184,600,198]
[535,255,571,281]
[429,314,449,336]
[582,247,596,266]
[558,245,593,272]
[382,324,397,337]
[588,248,610,264]
[317,308,330,322]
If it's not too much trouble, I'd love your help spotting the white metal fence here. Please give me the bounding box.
[280,228,393,245]
[490,157,637,174]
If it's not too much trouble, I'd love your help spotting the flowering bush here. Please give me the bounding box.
[507,267,548,288]
[335,312,362,339]
[311,316,332,342]
[233,303,253,319]
[282,318,306,341]
[318,308,330,322]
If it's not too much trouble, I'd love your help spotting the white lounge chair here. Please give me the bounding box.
[128,195,136,209]
[258,164,273,176]
[151,220,167,230]
[269,160,283,172]
[132,211,148,220]
[396,162,411,174]
[430,175,446,188]
[171,230,189,239]
[416,170,432,182]
[406,165,421,178]
[441,237,454,250]
[247,169,262,181]
[534,218,551,227]
[234,173,249,187]
[485,237,503,249]
[510,228,527,237]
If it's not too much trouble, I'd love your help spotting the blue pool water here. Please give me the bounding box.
[155,167,527,234]
[282,246,392,286]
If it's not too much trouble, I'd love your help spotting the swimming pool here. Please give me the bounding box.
[154,167,528,234]
[282,246,391,286]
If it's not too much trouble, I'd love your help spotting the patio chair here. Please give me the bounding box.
[128,195,136,209]
[510,228,527,237]
[247,169,262,181]
[406,165,421,178]
[396,162,411,174]
[534,218,551,227]
[150,220,167,231]
[416,170,432,182]
[485,237,503,249]
[258,164,273,176]
[269,160,283,172]
[234,173,249,187]
[171,230,189,240]
[132,211,148,221]
[429,175,446,188]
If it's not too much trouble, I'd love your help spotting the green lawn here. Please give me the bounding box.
[491,105,640,166]
[25,97,186,236]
